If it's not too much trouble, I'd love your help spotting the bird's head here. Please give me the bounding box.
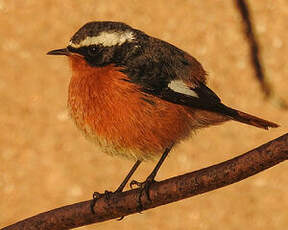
[47,21,147,67]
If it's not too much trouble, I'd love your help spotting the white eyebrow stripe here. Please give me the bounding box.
[168,80,199,97]
[69,30,135,48]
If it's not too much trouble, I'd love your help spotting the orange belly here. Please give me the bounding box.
[68,55,228,161]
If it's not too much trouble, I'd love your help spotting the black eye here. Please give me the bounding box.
[87,45,98,56]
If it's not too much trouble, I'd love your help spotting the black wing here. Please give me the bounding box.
[141,84,239,118]
[119,37,236,115]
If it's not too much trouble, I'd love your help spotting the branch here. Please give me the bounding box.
[2,133,288,230]
[235,0,270,96]
[235,0,288,108]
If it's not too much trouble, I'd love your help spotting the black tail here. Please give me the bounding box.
[216,103,279,130]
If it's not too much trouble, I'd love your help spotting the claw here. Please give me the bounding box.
[129,177,156,212]
[104,190,113,200]
[142,178,155,201]
[117,216,125,221]
[90,192,103,214]
[90,190,116,214]
[130,180,143,189]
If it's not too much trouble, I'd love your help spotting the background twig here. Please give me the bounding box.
[235,0,270,97]
[2,133,288,230]
[235,0,288,109]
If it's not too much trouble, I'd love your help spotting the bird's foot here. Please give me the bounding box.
[90,190,113,214]
[130,176,156,212]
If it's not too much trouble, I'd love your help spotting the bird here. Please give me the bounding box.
[47,21,278,212]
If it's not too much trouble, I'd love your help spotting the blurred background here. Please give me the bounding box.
[0,0,287,229]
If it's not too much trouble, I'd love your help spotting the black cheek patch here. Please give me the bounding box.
[84,46,116,67]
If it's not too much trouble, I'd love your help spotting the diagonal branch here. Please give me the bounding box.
[2,133,288,230]
[235,0,287,108]
[235,0,271,97]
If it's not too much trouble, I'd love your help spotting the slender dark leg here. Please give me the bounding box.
[115,160,142,192]
[90,160,142,214]
[130,144,173,211]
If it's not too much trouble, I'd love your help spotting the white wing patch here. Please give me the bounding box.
[168,80,199,97]
[69,30,135,48]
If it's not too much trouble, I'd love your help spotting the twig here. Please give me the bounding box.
[235,0,270,97]
[2,133,288,230]
[235,0,288,108]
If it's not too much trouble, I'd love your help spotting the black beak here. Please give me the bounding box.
[47,48,70,56]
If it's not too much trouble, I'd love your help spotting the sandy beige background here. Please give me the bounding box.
[0,0,287,229]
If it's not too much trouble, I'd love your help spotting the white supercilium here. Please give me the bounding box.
[69,30,135,48]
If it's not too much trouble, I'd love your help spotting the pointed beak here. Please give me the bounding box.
[47,48,70,56]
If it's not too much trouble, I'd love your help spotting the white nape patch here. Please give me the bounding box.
[69,30,135,48]
[168,80,199,97]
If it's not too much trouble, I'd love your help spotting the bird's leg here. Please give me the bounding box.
[130,145,173,211]
[90,160,142,214]
[115,160,142,193]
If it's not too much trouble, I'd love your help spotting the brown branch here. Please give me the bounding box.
[235,0,271,97]
[2,133,288,230]
[235,0,288,109]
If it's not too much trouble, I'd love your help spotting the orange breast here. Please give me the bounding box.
[67,55,226,161]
